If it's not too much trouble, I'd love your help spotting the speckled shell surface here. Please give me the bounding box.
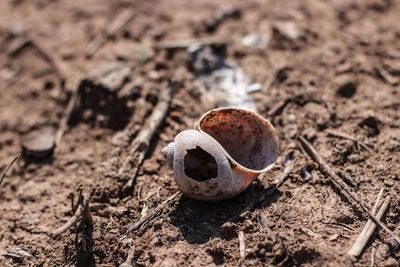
[198,107,279,172]
[163,107,279,201]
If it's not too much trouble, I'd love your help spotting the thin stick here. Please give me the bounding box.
[0,154,20,186]
[374,67,397,85]
[82,196,93,226]
[259,213,274,235]
[70,192,75,214]
[363,196,390,240]
[119,86,174,190]
[373,188,384,213]
[238,231,245,259]
[259,213,277,242]
[119,245,136,267]
[52,199,86,237]
[31,39,66,81]
[69,192,77,234]
[85,8,136,58]
[299,137,400,245]
[267,99,290,117]
[139,186,161,202]
[370,247,376,267]
[329,222,356,232]
[128,192,180,233]
[74,183,84,214]
[347,188,384,258]
[8,37,31,56]
[325,129,371,152]
[240,163,293,215]
[55,88,79,151]
[375,163,396,176]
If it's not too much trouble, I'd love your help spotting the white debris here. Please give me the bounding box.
[2,247,33,258]
[241,33,269,49]
[187,46,258,111]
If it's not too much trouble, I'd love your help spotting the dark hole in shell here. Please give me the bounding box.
[184,146,218,182]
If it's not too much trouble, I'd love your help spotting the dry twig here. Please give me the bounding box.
[0,154,20,186]
[55,88,79,151]
[240,162,293,215]
[347,188,389,259]
[52,198,86,237]
[52,186,93,238]
[259,213,277,242]
[8,36,66,80]
[85,8,136,58]
[82,196,93,226]
[119,245,136,267]
[69,191,78,233]
[374,66,397,85]
[325,129,371,152]
[266,99,290,117]
[119,85,174,191]
[128,192,180,233]
[370,247,376,267]
[139,186,161,202]
[259,214,274,235]
[299,137,400,245]
[7,37,31,56]
[238,231,245,259]
[31,39,67,81]
[375,163,396,176]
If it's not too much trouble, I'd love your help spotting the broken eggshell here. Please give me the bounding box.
[162,107,279,201]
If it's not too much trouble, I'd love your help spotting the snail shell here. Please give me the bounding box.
[162,107,279,201]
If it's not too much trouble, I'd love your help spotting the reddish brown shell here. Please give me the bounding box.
[198,107,279,173]
[163,107,279,201]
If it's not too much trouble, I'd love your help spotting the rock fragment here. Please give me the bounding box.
[21,127,55,158]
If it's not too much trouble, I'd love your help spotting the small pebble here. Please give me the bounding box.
[21,127,55,158]
[336,81,357,98]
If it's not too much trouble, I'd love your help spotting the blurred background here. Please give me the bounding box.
[0,0,399,266]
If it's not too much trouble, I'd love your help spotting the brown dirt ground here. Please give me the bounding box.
[1,0,400,266]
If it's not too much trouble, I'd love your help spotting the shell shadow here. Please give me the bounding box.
[168,180,283,245]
